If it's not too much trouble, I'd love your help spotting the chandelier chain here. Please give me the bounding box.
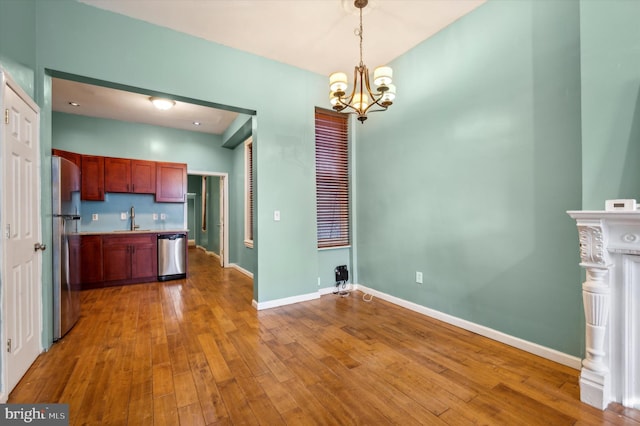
[358,6,364,67]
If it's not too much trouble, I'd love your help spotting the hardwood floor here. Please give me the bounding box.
[9,248,640,425]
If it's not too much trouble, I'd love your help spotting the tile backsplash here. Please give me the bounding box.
[80,193,185,232]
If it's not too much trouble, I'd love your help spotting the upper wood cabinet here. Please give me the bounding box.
[52,149,81,193]
[104,157,131,193]
[81,155,105,201]
[131,160,156,194]
[105,158,156,194]
[156,162,187,203]
[52,149,82,168]
[58,149,185,203]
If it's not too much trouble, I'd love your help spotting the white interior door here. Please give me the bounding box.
[1,71,42,399]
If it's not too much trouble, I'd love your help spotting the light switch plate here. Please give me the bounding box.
[153,213,158,220]
[92,214,98,221]
[120,212,127,220]
[160,213,166,220]
[274,210,281,221]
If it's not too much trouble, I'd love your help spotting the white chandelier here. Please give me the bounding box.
[329,0,395,123]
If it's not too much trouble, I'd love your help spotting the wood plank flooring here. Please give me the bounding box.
[9,248,640,425]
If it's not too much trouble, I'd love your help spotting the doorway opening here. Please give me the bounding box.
[187,172,229,267]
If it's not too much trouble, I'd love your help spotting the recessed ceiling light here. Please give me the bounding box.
[68,101,80,107]
[193,121,201,126]
[149,97,176,110]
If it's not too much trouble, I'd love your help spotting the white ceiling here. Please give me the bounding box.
[55,0,485,135]
[52,78,240,135]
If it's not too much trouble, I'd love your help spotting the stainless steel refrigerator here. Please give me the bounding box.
[52,156,81,340]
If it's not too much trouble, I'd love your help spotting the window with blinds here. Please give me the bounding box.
[315,108,349,248]
[244,137,254,248]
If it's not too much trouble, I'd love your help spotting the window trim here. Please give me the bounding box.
[244,137,254,248]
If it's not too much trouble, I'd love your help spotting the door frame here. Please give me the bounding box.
[187,171,228,267]
[0,68,43,402]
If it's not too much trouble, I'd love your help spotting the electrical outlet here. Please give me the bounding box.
[120,212,127,220]
[274,210,281,221]
[92,213,98,221]
[153,213,158,220]
[416,271,423,284]
[160,213,166,220]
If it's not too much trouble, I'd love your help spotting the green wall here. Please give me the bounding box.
[33,0,322,316]
[580,0,640,209]
[187,175,204,246]
[0,0,36,97]
[52,112,231,171]
[355,1,583,355]
[3,0,639,366]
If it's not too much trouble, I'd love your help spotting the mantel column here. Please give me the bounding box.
[577,224,611,409]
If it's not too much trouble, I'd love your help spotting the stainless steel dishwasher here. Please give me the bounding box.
[158,233,187,281]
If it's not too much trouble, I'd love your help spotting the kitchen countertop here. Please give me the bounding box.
[77,229,188,236]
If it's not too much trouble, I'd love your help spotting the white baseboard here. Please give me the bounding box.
[253,291,320,310]
[355,284,582,370]
[253,284,355,310]
[196,245,221,260]
[228,263,253,278]
[319,283,354,296]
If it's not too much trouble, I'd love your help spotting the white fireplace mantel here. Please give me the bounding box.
[567,210,640,410]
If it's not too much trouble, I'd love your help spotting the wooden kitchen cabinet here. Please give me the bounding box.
[52,149,82,168]
[104,157,131,193]
[68,235,82,291]
[81,155,104,201]
[76,235,103,288]
[131,160,156,194]
[130,235,156,279]
[103,234,157,284]
[105,158,156,194]
[156,162,187,203]
[51,149,82,191]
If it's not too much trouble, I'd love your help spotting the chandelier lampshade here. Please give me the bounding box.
[329,0,395,122]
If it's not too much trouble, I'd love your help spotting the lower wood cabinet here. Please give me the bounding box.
[78,235,103,285]
[78,233,157,289]
[103,234,157,284]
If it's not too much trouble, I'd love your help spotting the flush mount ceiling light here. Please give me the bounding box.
[329,0,395,123]
[149,97,176,111]
[68,101,80,107]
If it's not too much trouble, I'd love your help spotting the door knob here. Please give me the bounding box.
[34,242,47,252]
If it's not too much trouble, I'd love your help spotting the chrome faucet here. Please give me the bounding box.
[130,206,139,231]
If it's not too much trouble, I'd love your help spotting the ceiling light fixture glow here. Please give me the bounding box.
[329,0,395,123]
[193,121,201,126]
[68,101,80,107]
[149,97,176,111]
